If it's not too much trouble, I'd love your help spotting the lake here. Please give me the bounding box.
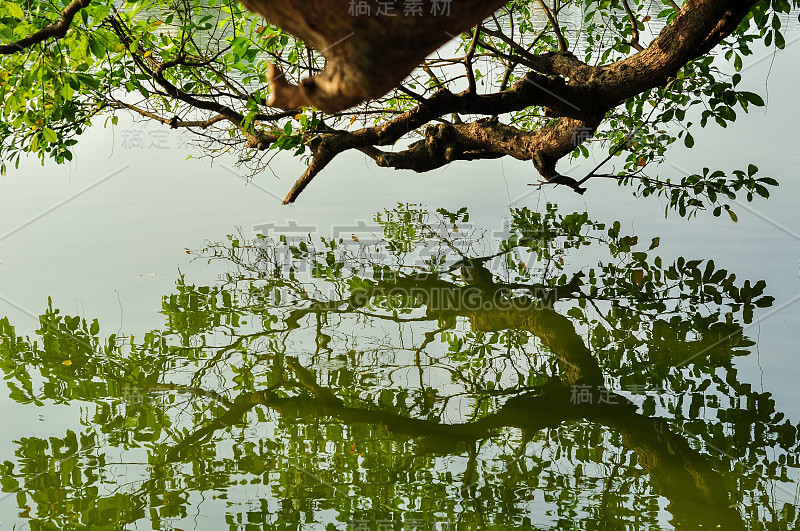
[0,8,799,531]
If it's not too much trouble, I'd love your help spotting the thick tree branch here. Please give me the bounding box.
[276,0,757,203]
[280,73,589,203]
[590,0,758,106]
[241,0,509,112]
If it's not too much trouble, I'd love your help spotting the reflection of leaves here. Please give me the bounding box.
[0,205,796,530]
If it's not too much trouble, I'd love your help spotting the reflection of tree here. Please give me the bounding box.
[0,205,796,530]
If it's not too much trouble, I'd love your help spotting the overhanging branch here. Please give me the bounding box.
[0,0,92,55]
[279,0,759,204]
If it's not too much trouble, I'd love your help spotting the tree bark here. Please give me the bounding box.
[239,0,509,112]
[253,0,758,204]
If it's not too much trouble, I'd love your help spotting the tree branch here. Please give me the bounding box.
[109,102,228,129]
[280,71,591,204]
[465,24,482,94]
[481,26,550,74]
[536,0,568,52]
[0,0,91,55]
[278,0,758,203]
[107,14,279,150]
[622,0,646,52]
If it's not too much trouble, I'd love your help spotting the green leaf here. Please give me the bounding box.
[6,2,24,18]
[740,91,765,106]
[88,36,106,59]
[775,31,786,50]
[754,296,775,308]
[74,73,100,90]
[43,128,57,143]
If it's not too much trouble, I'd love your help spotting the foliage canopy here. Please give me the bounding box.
[0,0,794,212]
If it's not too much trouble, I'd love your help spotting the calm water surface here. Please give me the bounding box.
[0,12,799,531]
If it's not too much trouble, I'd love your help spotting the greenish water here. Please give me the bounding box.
[0,203,793,529]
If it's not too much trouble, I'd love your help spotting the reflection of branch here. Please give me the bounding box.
[599,457,623,521]
[166,373,742,529]
[134,382,234,407]
[165,389,278,461]
[0,0,91,55]
[501,390,743,529]
[466,300,602,385]
[286,356,342,406]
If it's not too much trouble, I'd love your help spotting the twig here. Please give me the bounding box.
[621,0,645,52]
[576,91,668,186]
[536,0,568,52]
[465,24,482,94]
[398,85,428,104]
